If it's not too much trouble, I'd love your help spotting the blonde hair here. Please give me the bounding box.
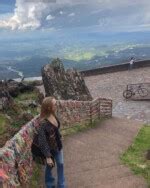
[40,96,56,121]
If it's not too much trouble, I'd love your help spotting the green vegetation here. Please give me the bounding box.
[0,89,39,147]
[61,117,105,136]
[0,88,42,186]
[14,90,40,116]
[14,91,38,102]
[65,51,95,61]
[0,114,9,135]
[121,125,150,187]
[6,102,22,117]
[30,163,43,188]
[0,103,23,147]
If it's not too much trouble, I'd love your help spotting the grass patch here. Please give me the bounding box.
[14,90,39,117]
[61,117,105,137]
[11,119,27,129]
[120,125,150,187]
[14,90,38,102]
[4,101,23,118]
[0,114,9,135]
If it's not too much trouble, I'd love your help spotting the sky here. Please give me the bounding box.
[0,0,150,33]
[0,0,150,62]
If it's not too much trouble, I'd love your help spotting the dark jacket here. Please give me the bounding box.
[37,116,63,158]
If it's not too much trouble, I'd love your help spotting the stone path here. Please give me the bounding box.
[84,67,150,124]
[42,117,147,188]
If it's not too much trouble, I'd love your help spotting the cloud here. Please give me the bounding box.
[59,11,64,15]
[46,14,55,21]
[0,0,81,30]
[68,12,75,17]
[0,0,150,32]
[0,0,53,30]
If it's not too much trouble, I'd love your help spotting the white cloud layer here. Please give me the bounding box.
[0,0,49,30]
[0,0,150,31]
[68,12,75,17]
[46,14,55,21]
[0,0,82,30]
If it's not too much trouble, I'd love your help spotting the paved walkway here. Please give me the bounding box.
[84,67,150,124]
[43,117,147,188]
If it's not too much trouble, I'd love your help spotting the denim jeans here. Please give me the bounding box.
[45,149,66,188]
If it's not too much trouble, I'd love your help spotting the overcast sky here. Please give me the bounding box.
[0,0,150,44]
[0,0,150,62]
[0,0,150,33]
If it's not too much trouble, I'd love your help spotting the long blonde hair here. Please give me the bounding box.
[40,96,56,122]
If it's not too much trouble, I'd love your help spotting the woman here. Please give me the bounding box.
[38,96,66,188]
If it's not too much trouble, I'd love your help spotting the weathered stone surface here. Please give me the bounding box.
[18,100,38,108]
[0,80,34,98]
[18,112,34,122]
[0,90,13,110]
[0,79,35,111]
[41,58,93,101]
[34,87,45,105]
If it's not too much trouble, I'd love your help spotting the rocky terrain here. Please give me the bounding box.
[41,58,92,101]
[0,80,44,147]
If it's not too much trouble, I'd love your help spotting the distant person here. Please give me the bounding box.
[129,57,134,70]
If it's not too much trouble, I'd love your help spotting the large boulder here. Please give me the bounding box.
[41,58,93,101]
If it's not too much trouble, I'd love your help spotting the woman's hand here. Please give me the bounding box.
[46,157,54,167]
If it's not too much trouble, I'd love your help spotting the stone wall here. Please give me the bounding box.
[80,60,150,77]
[0,97,112,187]
[57,97,112,128]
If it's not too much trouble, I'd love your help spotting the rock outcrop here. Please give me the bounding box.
[0,90,13,111]
[0,80,34,98]
[41,58,93,101]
